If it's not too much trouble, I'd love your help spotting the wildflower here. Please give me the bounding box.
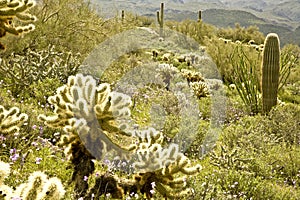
[151,181,156,188]
[150,189,155,194]
[0,134,6,142]
[10,149,19,162]
[10,148,16,154]
[32,125,37,130]
[31,141,38,147]
[39,126,43,135]
[83,175,88,181]
[106,193,111,198]
[35,157,42,164]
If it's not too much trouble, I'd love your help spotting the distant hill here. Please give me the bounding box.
[92,0,300,46]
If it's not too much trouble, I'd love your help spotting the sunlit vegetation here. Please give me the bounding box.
[0,0,299,199]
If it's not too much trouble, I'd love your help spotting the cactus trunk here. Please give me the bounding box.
[198,10,202,22]
[157,2,164,37]
[261,33,280,113]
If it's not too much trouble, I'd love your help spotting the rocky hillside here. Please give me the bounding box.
[92,0,300,45]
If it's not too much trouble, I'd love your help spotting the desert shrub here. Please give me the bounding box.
[0,46,80,98]
[279,81,300,104]
[203,36,236,84]
[188,103,300,199]
[166,19,216,45]
[1,0,141,56]
[217,23,265,44]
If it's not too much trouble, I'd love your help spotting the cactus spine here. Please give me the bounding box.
[157,2,164,37]
[261,33,280,113]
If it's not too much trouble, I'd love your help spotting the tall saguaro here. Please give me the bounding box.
[198,10,202,22]
[261,33,280,113]
[157,2,164,37]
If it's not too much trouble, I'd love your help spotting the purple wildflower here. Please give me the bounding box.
[83,175,88,181]
[35,157,42,164]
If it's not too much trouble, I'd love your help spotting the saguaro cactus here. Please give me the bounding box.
[121,10,125,22]
[157,2,164,37]
[261,33,280,113]
[198,10,202,22]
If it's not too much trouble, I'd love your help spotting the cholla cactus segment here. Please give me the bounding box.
[36,177,65,200]
[11,171,65,200]
[181,69,205,84]
[15,171,48,200]
[190,81,209,98]
[130,127,201,198]
[131,127,163,145]
[0,184,14,199]
[0,160,10,185]
[0,0,36,49]
[0,105,28,135]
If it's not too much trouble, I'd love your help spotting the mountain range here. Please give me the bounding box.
[91,0,300,46]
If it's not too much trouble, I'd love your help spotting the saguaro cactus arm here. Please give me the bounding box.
[261,33,280,113]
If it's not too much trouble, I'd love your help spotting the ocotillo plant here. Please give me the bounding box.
[261,33,280,113]
[157,2,164,37]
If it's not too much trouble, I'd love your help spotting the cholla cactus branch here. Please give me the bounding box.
[0,105,28,135]
[0,0,36,49]
[131,128,201,199]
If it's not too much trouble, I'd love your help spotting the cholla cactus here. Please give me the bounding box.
[180,69,209,98]
[0,0,36,49]
[38,73,133,197]
[190,81,209,98]
[14,171,48,200]
[35,177,66,200]
[131,128,201,199]
[0,162,65,200]
[40,74,201,199]
[14,171,65,200]
[86,127,201,199]
[181,69,205,84]
[0,105,28,135]
[0,161,13,199]
[39,73,133,159]
[155,63,179,90]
